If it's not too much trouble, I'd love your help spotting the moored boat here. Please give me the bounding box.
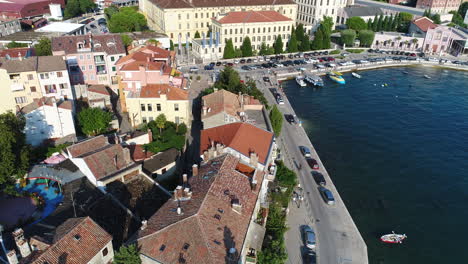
[380,231,407,244]
[328,72,345,84]
[351,72,361,79]
[424,74,431,79]
[305,74,324,87]
[296,76,307,87]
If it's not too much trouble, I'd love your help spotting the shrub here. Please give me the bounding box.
[341,29,356,46]
[329,50,341,55]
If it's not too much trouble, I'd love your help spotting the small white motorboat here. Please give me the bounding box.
[296,76,307,87]
[424,75,431,79]
[380,231,407,244]
[351,72,361,79]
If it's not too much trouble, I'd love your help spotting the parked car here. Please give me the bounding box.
[263,76,270,82]
[246,59,252,63]
[189,66,199,72]
[241,65,250,70]
[285,114,295,124]
[216,62,222,66]
[276,95,284,105]
[303,249,317,264]
[204,65,214,70]
[306,158,319,170]
[312,171,326,186]
[318,186,335,205]
[227,62,234,66]
[302,226,316,250]
[300,146,311,157]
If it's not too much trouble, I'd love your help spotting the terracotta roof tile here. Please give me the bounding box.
[200,123,273,165]
[148,0,295,9]
[120,60,165,71]
[88,84,111,96]
[67,136,108,157]
[202,89,261,119]
[116,45,171,66]
[82,144,134,180]
[216,10,292,24]
[138,84,188,100]
[128,144,154,161]
[0,47,35,58]
[51,34,126,55]
[136,154,264,264]
[31,217,112,264]
[412,17,437,32]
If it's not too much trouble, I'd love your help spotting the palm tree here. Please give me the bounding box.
[411,38,419,50]
[155,114,167,135]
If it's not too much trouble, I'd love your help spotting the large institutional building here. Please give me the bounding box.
[416,0,461,14]
[295,0,352,30]
[139,0,298,42]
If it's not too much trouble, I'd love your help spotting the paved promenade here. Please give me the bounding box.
[248,72,368,264]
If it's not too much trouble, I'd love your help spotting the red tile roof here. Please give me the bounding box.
[148,0,294,9]
[215,10,292,24]
[200,123,274,165]
[66,135,108,158]
[31,217,112,264]
[82,144,134,180]
[128,144,154,161]
[139,84,188,100]
[0,47,35,58]
[116,45,171,66]
[120,60,165,71]
[412,17,437,32]
[51,34,126,55]
[88,85,111,96]
[202,89,262,119]
[135,154,264,264]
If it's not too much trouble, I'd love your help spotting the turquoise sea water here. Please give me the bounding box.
[282,66,468,264]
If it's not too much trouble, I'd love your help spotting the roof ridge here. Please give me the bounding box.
[195,216,217,264]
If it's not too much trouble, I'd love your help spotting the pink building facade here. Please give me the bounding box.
[115,45,183,93]
[422,26,468,56]
[51,34,127,92]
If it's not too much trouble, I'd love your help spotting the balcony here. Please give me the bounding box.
[94,55,106,65]
[10,78,24,91]
[96,65,107,75]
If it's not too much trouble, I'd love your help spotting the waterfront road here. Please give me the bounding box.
[244,72,368,264]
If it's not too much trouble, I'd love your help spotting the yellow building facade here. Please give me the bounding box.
[125,84,190,127]
[139,0,298,42]
[0,68,43,113]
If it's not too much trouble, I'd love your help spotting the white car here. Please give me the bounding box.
[258,57,264,62]
[275,63,284,68]
[253,59,258,63]
[427,57,439,62]
[189,67,199,72]
[360,59,369,63]
[234,59,239,64]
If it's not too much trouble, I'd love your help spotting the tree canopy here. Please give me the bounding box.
[194,31,201,39]
[341,29,356,47]
[6,41,28,49]
[113,245,141,264]
[0,112,30,195]
[259,42,274,55]
[34,38,52,56]
[273,35,283,54]
[120,34,133,47]
[77,107,112,136]
[287,32,298,53]
[269,105,283,136]
[240,36,253,57]
[346,17,367,31]
[64,0,96,19]
[311,17,333,50]
[223,39,236,59]
[108,7,147,33]
[358,30,375,47]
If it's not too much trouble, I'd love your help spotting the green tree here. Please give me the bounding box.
[223,39,235,59]
[120,34,133,47]
[459,2,468,18]
[194,31,201,39]
[311,27,324,50]
[399,12,413,22]
[449,11,467,27]
[346,17,367,31]
[300,35,311,52]
[34,38,52,56]
[367,19,373,31]
[259,42,269,55]
[234,48,242,58]
[341,29,356,46]
[382,16,389,31]
[0,112,30,195]
[108,7,147,33]
[372,15,379,31]
[240,36,253,57]
[6,41,28,49]
[432,14,441,24]
[170,40,174,51]
[77,108,112,136]
[269,105,283,136]
[273,35,283,54]
[320,16,334,49]
[295,24,305,43]
[104,6,119,19]
[376,14,384,31]
[78,0,96,14]
[64,0,80,19]
[155,114,167,135]
[113,245,141,264]
[287,32,298,53]
[358,30,375,47]
[215,66,243,93]
[398,12,413,32]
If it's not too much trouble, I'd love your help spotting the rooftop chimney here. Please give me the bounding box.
[251,179,257,191]
[182,174,188,184]
[177,206,183,215]
[231,199,242,214]
[203,106,208,115]
[192,164,198,177]
[174,185,183,200]
[147,129,153,143]
[183,187,192,199]
[12,229,31,258]
[140,220,148,230]
[250,152,259,167]
[6,250,18,264]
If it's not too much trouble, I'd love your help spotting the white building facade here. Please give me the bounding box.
[22,98,75,146]
[295,0,352,32]
[37,56,74,101]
